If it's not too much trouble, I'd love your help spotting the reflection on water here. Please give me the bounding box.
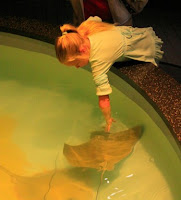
[0,116,29,173]
[0,165,96,200]
[0,81,98,199]
[0,110,174,200]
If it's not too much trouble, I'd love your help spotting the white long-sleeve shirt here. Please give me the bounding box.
[88,26,163,96]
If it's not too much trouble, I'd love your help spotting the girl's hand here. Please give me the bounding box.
[105,117,116,132]
[98,95,115,132]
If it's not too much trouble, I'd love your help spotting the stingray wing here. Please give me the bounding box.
[103,126,142,170]
[63,141,105,170]
[63,126,142,171]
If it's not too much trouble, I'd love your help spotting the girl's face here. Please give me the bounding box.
[63,38,90,68]
[64,56,89,68]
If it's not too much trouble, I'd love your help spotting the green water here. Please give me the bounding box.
[0,33,181,200]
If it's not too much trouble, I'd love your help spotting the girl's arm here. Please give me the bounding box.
[98,95,115,132]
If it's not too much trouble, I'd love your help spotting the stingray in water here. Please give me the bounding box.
[63,126,142,171]
[63,126,142,199]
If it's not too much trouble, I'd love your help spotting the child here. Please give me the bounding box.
[55,17,163,132]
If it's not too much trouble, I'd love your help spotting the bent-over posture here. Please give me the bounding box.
[55,17,163,131]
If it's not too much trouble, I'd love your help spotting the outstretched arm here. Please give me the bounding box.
[99,95,115,132]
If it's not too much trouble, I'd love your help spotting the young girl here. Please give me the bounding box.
[55,17,163,132]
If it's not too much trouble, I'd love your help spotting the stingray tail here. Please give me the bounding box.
[95,162,107,200]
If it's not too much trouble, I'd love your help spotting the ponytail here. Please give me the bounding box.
[60,24,78,35]
[55,24,84,63]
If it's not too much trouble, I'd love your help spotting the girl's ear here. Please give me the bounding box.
[79,45,86,53]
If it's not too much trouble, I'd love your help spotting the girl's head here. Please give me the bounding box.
[55,24,89,68]
[55,20,114,68]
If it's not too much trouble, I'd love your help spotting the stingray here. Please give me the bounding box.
[63,126,142,171]
[63,126,142,199]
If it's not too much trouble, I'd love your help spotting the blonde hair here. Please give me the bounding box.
[55,20,114,63]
